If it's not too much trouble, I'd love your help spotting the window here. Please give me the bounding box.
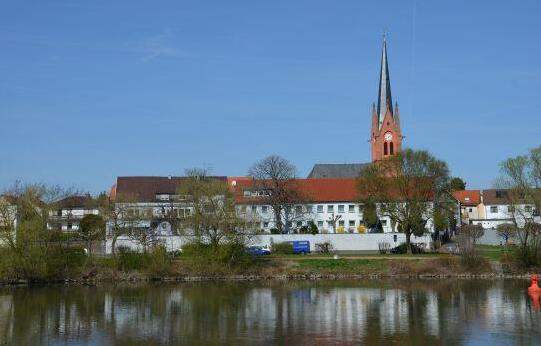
[490,206,498,213]
[525,205,533,213]
[349,220,355,227]
[338,220,345,227]
[338,205,344,213]
[161,223,167,230]
[295,206,302,214]
[240,205,247,213]
[67,223,72,230]
[57,209,62,216]
[317,205,323,213]
[390,142,394,155]
[317,221,323,227]
[495,190,507,198]
[306,205,313,213]
[381,220,388,226]
[384,142,388,155]
[328,205,334,213]
[262,205,268,213]
[508,206,515,213]
[465,197,470,201]
[251,205,258,213]
[263,222,269,228]
[296,221,302,227]
[348,205,355,213]
[468,208,473,213]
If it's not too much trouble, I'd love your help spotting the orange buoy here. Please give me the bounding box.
[528,274,541,294]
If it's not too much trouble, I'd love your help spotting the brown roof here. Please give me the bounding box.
[115,176,227,202]
[55,196,93,209]
[453,190,481,206]
[481,189,531,205]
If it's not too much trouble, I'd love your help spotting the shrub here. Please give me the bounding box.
[271,242,294,255]
[270,228,280,234]
[116,247,147,271]
[146,245,172,277]
[391,242,424,254]
[299,226,310,234]
[309,222,319,235]
[460,252,491,273]
[315,241,334,254]
[182,241,253,268]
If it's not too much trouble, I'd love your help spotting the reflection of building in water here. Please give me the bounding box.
[0,295,13,344]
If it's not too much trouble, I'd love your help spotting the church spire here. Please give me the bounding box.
[376,35,393,128]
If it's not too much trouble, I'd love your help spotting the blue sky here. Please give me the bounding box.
[1,0,540,193]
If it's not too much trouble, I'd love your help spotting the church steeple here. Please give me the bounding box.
[376,35,393,128]
[371,35,402,163]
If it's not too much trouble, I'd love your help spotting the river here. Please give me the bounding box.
[0,279,539,345]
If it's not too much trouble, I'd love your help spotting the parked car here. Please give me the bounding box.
[247,246,271,256]
[290,241,310,254]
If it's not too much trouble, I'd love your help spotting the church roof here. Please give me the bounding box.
[307,163,371,179]
[376,36,393,128]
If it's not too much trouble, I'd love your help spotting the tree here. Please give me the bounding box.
[248,155,307,234]
[362,202,379,229]
[101,193,142,256]
[78,214,105,256]
[458,223,484,252]
[498,145,541,266]
[177,170,250,251]
[358,149,450,253]
[449,177,466,191]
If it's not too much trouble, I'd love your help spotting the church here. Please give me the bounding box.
[307,36,402,179]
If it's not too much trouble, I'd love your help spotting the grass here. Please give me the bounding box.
[292,258,390,274]
[476,245,508,261]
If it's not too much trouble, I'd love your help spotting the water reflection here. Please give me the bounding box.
[0,280,539,345]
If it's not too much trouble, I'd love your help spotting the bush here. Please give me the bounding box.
[460,251,491,273]
[271,242,294,255]
[391,242,424,254]
[270,228,280,234]
[309,222,319,235]
[315,241,334,254]
[117,247,147,271]
[182,241,253,268]
[299,226,310,234]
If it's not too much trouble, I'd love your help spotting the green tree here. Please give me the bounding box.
[78,214,105,256]
[449,177,466,191]
[498,145,541,267]
[362,202,378,229]
[358,149,450,253]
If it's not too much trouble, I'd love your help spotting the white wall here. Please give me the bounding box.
[106,233,433,254]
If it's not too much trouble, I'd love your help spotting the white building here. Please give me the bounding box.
[48,196,100,231]
[229,177,434,234]
[454,189,540,229]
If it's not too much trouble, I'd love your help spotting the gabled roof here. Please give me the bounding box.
[54,196,94,209]
[231,177,360,204]
[481,189,532,205]
[114,176,227,202]
[453,190,481,206]
[307,163,371,179]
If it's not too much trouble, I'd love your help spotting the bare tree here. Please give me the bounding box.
[177,170,250,249]
[458,224,484,253]
[101,193,142,255]
[498,145,541,266]
[248,155,307,234]
[358,149,450,253]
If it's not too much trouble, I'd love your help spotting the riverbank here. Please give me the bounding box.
[1,253,538,286]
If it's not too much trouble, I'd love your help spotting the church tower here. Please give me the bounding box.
[371,36,402,162]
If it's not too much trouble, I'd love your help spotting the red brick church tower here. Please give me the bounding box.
[371,36,402,162]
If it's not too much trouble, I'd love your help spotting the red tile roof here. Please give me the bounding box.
[230,177,360,203]
[452,190,481,206]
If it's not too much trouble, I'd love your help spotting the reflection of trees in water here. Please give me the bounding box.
[0,280,539,344]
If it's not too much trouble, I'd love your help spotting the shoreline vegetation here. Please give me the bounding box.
[1,245,539,286]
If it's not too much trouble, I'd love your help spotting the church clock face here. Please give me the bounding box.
[384,132,393,142]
